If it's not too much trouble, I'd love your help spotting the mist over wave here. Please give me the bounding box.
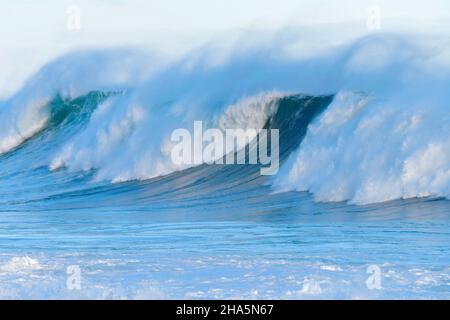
[0,49,157,154]
[271,36,450,204]
[272,88,450,204]
[1,33,450,204]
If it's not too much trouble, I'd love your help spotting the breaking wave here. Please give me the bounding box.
[1,34,450,205]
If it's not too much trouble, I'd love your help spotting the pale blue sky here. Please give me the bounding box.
[1,0,449,97]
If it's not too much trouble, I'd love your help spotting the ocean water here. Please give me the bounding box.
[0,35,449,299]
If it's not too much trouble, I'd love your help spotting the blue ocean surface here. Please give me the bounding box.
[0,36,449,299]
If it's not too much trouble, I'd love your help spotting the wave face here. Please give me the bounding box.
[0,49,156,155]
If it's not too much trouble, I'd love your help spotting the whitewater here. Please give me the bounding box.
[0,33,449,299]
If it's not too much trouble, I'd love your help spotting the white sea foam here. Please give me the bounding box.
[0,49,158,156]
[320,265,343,272]
[0,96,50,154]
[217,92,284,131]
[273,87,450,204]
[299,277,323,295]
[0,256,41,273]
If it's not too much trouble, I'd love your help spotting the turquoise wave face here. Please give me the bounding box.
[0,93,332,211]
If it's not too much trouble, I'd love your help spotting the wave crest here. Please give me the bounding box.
[272,88,450,204]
